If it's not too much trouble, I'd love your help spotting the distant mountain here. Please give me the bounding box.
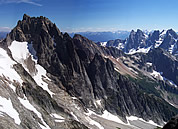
[69,31,130,42]
[0,32,8,40]
[103,29,178,55]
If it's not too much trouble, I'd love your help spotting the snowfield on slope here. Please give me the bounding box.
[0,47,23,84]
[18,97,50,129]
[9,41,54,97]
[0,96,21,125]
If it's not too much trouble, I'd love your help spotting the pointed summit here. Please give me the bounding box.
[23,14,30,21]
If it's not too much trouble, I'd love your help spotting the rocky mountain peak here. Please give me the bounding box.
[166,29,177,39]
[8,14,62,43]
[130,30,135,34]
[22,14,30,21]
[136,29,143,34]
[149,30,160,43]
[125,29,147,52]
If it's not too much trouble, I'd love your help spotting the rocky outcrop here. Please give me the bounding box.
[146,48,178,86]
[163,115,178,129]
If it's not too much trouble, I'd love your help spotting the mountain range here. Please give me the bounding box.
[69,31,130,42]
[101,29,178,56]
[0,14,177,129]
[0,32,8,40]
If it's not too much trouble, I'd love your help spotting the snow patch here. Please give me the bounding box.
[114,67,120,72]
[0,96,21,125]
[150,70,177,88]
[168,44,175,54]
[9,84,16,92]
[116,43,125,50]
[0,48,23,84]
[151,70,163,80]
[146,62,152,66]
[33,64,55,97]
[86,109,125,125]
[163,77,177,88]
[71,112,79,122]
[155,39,162,48]
[50,113,65,122]
[9,41,54,97]
[126,116,160,127]
[9,41,30,65]
[96,99,102,106]
[100,42,107,47]
[128,46,151,54]
[18,97,50,129]
[85,116,104,129]
[160,30,167,36]
[101,110,125,124]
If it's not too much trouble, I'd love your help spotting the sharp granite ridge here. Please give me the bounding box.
[0,14,177,129]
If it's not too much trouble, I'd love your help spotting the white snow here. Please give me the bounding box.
[163,77,177,88]
[85,116,104,129]
[168,44,175,54]
[86,109,125,125]
[0,47,23,84]
[86,109,162,128]
[71,112,79,122]
[155,39,162,48]
[101,110,125,124]
[144,33,148,38]
[8,41,30,65]
[9,41,54,97]
[128,46,151,54]
[50,113,65,122]
[126,116,160,127]
[33,64,54,97]
[160,30,167,36]
[0,96,21,125]
[84,109,104,129]
[151,70,163,80]
[96,99,102,106]
[114,67,120,72]
[51,113,64,119]
[18,97,50,129]
[146,62,152,66]
[100,42,107,47]
[150,70,177,88]
[9,84,16,92]
[85,109,96,116]
[72,97,78,100]
[116,43,125,50]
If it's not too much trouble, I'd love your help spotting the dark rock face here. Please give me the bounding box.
[7,14,178,126]
[163,115,178,129]
[146,48,178,86]
[125,29,147,52]
[160,29,178,54]
[146,30,160,47]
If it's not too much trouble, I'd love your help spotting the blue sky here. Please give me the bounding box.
[0,0,178,32]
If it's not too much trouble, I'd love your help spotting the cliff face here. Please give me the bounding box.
[0,14,177,129]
